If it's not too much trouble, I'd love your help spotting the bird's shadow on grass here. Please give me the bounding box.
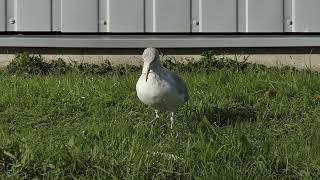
[187,105,257,127]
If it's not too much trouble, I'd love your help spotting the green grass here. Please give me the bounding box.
[0,54,320,179]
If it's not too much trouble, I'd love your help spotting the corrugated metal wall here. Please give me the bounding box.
[0,0,319,33]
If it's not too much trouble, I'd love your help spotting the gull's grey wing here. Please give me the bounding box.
[167,71,189,102]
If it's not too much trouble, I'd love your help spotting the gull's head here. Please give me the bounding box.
[142,47,160,64]
[142,47,160,82]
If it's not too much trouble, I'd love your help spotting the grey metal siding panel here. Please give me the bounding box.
[61,0,98,32]
[294,0,320,32]
[145,0,152,32]
[238,0,284,32]
[6,0,15,31]
[0,0,5,31]
[99,0,108,32]
[146,0,190,32]
[52,0,61,32]
[191,0,199,32]
[198,0,237,32]
[284,0,293,32]
[237,0,246,32]
[2,0,320,34]
[107,0,144,32]
[16,0,52,31]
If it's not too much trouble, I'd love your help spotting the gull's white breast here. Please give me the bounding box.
[136,72,185,111]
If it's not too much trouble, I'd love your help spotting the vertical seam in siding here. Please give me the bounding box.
[282,0,284,32]
[14,0,17,31]
[236,0,238,32]
[4,0,7,31]
[189,0,192,32]
[50,0,53,31]
[97,0,99,32]
[143,0,146,32]
[292,0,295,32]
[107,0,110,32]
[245,0,248,32]
[199,0,202,32]
[60,0,62,31]
[152,0,156,32]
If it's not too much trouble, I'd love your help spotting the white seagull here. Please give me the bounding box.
[136,47,189,129]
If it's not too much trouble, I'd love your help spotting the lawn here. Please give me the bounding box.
[0,54,320,179]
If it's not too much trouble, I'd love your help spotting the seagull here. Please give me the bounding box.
[136,47,189,129]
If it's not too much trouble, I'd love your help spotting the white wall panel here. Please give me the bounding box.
[52,0,61,32]
[238,0,284,32]
[6,0,15,31]
[2,0,320,33]
[107,0,144,32]
[16,0,52,31]
[293,0,320,32]
[0,0,5,31]
[146,0,190,32]
[195,0,237,32]
[99,0,107,32]
[61,0,98,32]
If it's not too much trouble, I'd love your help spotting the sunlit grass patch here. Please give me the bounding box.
[0,52,320,179]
